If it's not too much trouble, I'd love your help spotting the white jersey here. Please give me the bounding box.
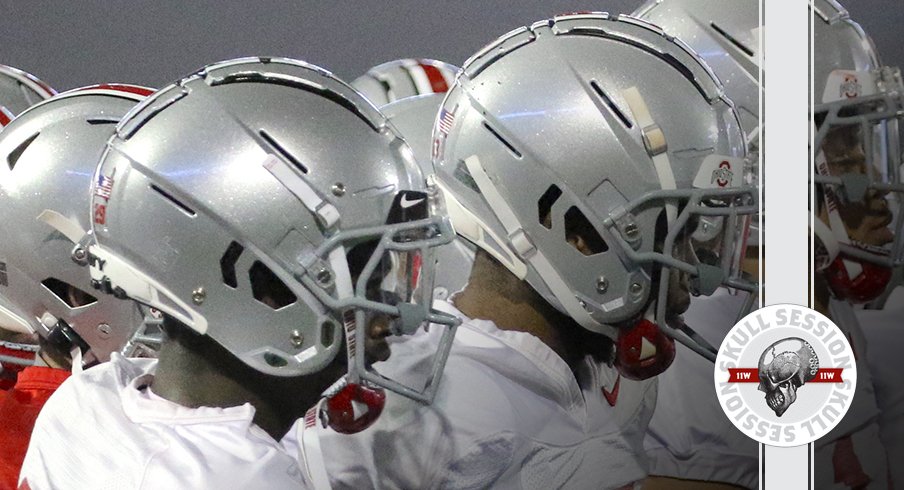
[644,289,759,489]
[810,298,886,490]
[855,288,904,489]
[319,301,653,490]
[20,354,310,490]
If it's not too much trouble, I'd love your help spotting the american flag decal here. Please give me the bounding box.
[304,406,318,429]
[95,174,115,201]
[438,107,455,136]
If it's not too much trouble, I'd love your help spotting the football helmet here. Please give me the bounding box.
[0,64,55,121]
[811,0,904,303]
[433,13,756,371]
[0,84,154,367]
[635,0,763,252]
[352,58,458,107]
[84,58,458,406]
[635,0,761,146]
[382,93,477,299]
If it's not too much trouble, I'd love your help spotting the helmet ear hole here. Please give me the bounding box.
[249,261,297,310]
[220,241,244,289]
[537,185,563,230]
[41,278,98,308]
[563,206,608,256]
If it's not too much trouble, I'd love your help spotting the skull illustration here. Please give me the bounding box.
[757,338,819,417]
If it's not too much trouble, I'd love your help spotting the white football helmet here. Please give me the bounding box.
[811,0,904,304]
[433,13,756,374]
[352,58,459,107]
[635,0,762,251]
[83,58,459,407]
[0,84,154,367]
[0,64,55,124]
[382,93,477,300]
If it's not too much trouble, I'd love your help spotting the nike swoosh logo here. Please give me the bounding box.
[400,194,426,209]
[602,374,620,407]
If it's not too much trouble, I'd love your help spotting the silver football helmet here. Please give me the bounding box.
[382,93,477,299]
[433,13,756,367]
[84,57,458,404]
[635,0,760,146]
[811,0,904,304]
[0,64,55,123]
[352,58,459,107]
[0,85,154,367]
[635,0,763,251]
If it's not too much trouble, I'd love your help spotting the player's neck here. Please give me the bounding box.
[151,331,314,440]
[454,252,582,368]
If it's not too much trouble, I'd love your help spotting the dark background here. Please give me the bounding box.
[0,2,899,94]
[0,1,639,91]
[844,0,904,70]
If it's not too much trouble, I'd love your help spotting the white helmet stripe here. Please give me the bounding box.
[403,60,435,94]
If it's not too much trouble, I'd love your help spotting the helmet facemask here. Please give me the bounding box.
[608,178,758,363]
[297,188,459,405]
[813,67,904,303]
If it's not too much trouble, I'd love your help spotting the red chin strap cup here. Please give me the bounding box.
[825,256,892,304]
[615,318,676,381]
[323,382,386,434]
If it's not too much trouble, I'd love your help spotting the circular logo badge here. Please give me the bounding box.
[714,304,857,447]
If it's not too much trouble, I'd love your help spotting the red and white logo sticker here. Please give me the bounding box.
[840,73,861,99]
[711,160,734,188]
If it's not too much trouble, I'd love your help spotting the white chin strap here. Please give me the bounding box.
[0,303,33,335]
[297,402,333,490]
[435,178,528,280]
[814,149,862,277]
[460,154,617,339]
[622,86,677,223]
[812,212,841,272]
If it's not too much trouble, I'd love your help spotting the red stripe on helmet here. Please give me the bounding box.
[74,84,154,97]
[0,107,12,127]
[419,63,449,93]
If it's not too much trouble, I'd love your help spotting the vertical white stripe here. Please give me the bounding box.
[404,60,434,94]
[763,0,811,488]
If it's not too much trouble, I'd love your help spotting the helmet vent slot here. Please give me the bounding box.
[86,118,119,125]
[210,72,378,132]
[590,80,633,129]
[564,206,608,255]
[710,22,754,58]
[482,122,522,158]
[259,130,308,174]
[150,184,197,217]
[538,185,563,229]
[41,278,98,308]
[220,241,244,288]
[249,261,297,310]
[7,132,39,171]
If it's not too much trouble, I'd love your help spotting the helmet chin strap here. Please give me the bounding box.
[814,150,893,302]
[815,149,863,278]
[621,86,677,223]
